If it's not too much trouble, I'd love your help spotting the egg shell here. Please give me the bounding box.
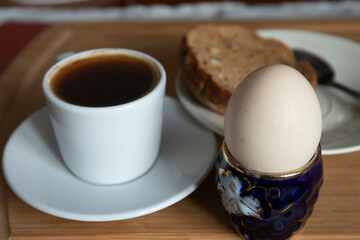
[224,64,322,173]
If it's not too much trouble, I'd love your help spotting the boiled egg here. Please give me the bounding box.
[224,64,322,173]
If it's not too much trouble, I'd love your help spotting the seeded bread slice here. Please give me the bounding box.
[180,24,318,114]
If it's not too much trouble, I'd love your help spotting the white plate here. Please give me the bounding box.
[176,29,360,155]
[2,97,217,221]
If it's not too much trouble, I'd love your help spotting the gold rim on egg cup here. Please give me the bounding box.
[222,140,321,180]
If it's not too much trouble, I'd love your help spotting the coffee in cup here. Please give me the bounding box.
[50,54,158,107]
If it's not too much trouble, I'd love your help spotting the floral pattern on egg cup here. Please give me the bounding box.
[215,140,323,240]
[217,168,264,219]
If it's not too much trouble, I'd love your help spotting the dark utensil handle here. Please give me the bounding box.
[330,82,360,99]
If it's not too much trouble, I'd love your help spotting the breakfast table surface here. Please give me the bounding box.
[0,19,359,239]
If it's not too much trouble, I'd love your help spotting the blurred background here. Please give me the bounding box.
[0,0,357,6]
[0,0,359,24]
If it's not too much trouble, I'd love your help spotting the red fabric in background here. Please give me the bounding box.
[0,22,48,76]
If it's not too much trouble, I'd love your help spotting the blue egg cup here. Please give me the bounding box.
[215,141,323,240]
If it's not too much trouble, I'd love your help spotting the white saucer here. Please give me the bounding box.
[176,29,360,155]
[2,97,217,221]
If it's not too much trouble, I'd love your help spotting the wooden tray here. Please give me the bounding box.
[0,19,359,239]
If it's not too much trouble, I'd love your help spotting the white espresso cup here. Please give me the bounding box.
[42,49,166,185]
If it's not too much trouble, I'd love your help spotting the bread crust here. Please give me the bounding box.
[180,24,317,114]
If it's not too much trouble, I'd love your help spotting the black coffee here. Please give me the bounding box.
[51,55,156,107]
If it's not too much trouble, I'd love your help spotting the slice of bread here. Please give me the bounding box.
[180,24,317,114]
